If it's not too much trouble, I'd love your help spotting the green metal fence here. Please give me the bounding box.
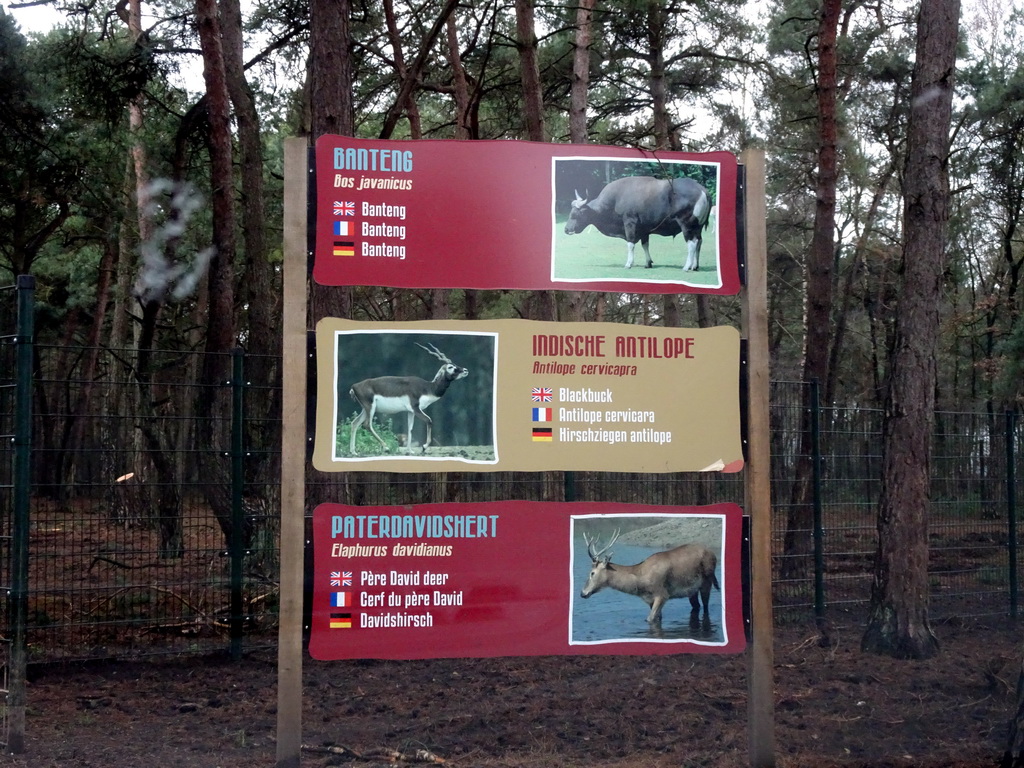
[1,276,35,752]
[770,380,1023,623]
[8,338,281,662]
[2,300,1023,675]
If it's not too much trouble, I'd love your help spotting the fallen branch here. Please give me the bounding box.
[302,744,446,763]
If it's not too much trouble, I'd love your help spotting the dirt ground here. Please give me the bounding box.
[1,616,1020,768]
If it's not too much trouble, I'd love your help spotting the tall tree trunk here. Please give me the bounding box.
[515,0,546,142]
[309,0,353,138]
[569,0,594,143]
[862,0,959,660]
[219,0,280,561]
[196,0,236,361]
[220,0,277,365]
[564,0,594,322]
[648,0,676,151]
[196,0,239,544]
[781,0,841,580]
[60,228,118,488]
[384,0,422,138]
[446,14,472,139]
[309,0,355,320]
[115,0,184,551]
[825,163,895,404]
[378,0,460,140]
[646,0,680,327]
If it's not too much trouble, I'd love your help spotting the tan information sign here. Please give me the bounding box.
[313,319,742,473]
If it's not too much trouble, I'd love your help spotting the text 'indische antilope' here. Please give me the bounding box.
[580,530,720,623]
[348,343,469,455]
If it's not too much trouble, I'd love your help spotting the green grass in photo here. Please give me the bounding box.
[336,418,401,457]
[551,214,721,285]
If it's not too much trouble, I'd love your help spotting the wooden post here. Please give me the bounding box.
[276,136,308,768]
[740,148,775,767]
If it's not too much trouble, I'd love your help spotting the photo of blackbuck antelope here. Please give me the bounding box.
[348,343,469,455]
[579,530,720,624]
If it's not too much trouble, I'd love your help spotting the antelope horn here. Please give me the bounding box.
[415,342,453,365]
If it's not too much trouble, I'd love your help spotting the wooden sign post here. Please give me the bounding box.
[275,139,774,767]
[740,149,776,766]
[276,137,307,768]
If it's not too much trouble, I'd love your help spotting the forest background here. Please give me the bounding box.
[0,0,1021,661]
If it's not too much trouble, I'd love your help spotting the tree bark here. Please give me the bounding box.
[195,0,239,544]
[515,0,546,142]
[384,0,422,138]
[862,0,960,660]
[446,13,472,139]
[378,0,460,140]
[569,0,594,143]
[219,0,280,561]
[309,0,353,137]
[563,0,594,321]
[781,0,841,580]
[308,0,355,319]
[648,0,676,151]
[646,0,681,327]
[196,0,235,361]
[220,0,278,366]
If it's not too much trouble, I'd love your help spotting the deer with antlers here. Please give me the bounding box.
[579,529,720,623]
[348,342,469,455]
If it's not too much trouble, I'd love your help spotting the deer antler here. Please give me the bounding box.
[415,342,453,365]
[584,529,620,562]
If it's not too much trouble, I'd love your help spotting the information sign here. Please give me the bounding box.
[309,501,746,660]
[312,318,743,473]
[313,136,740,294]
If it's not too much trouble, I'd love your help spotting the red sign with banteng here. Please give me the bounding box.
[313,136,740,294]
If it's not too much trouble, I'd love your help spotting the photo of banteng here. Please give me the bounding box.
[571,514,726,645]
[563,176,711,271]
[551,158,722,287]
[333,331,497,462]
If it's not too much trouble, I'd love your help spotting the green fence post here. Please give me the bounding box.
[1008,409,1018,620]
[811,378,825,622]
[230,348,245,660]
[8,275,34,753]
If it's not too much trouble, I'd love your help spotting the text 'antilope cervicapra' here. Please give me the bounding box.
[348,343,469,455]
[579,530,720,623]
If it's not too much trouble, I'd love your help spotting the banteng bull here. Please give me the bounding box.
[579,530,720,623]
[348,343,468,455]
[564,175,711,271]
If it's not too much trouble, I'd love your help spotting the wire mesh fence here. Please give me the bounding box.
[16,343,280,660]
[770,381,1023,624]
[0,281,21,751]
[1,341,1022,666]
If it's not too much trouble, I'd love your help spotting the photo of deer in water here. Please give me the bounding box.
[570,514,726,645]
[332,331,497,461]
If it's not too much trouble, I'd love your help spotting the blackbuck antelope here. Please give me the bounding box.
[348,343,469,455]
[579,530,720,623]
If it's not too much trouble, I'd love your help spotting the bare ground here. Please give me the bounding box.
[1,616,1020,768]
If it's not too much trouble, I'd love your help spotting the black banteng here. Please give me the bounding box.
[564,176,711,271]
